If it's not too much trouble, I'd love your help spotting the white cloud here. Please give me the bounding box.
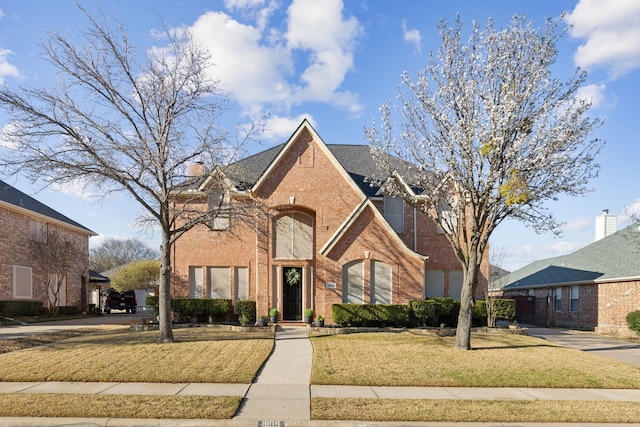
[263,113,316,141]
[565,0,640,78]
[561,216,593,232]
[402,20,421,54]
[0,48,19,83]
[575,83,607,108]
[619,199,640,225]
[0,122,20,149]
[188,0,363,120]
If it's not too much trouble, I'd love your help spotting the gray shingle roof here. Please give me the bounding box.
[0,179,95,235]
[499,225,640,289]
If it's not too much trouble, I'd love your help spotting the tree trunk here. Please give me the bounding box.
[157,230,174,343]
[454,257,480,350]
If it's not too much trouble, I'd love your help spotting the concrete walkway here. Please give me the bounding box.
[235,326,313,420]
[528,327,640,367]
[2,323,640,426]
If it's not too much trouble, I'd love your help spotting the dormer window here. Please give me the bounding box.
[383,196,404,233]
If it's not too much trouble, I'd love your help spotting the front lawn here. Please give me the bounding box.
[0,327,274,383]
[310,331,640,388]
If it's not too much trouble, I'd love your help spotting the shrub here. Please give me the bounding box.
[409,299,439,326]
[492,299,516,320]
[626,310,640,335]
[145,295,159,314]
[332,304,410,327]
[235,300,256,323]
[473,300,488,326]
[172,298,233,321]
[0,300,44,316]
[144,296,233,322]
[57,306,79,315]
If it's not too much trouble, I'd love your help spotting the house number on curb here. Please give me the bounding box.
[258,422,284,427]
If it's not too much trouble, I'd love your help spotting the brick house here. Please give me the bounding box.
[495,211,640,337]
[171,120,487,323]
[0,179,96,311]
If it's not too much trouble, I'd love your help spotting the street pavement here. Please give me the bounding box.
[1,319,640,426]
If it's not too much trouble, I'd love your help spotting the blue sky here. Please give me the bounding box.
[0,0,638,271]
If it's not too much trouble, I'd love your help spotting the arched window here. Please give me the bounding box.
[342,260,364,303]
[273,212,313,259]
[371,260,392,304]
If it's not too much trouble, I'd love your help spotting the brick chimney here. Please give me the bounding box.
[189,162,206,177]
[595,209,616,241]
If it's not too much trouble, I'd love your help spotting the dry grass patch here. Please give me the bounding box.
[0,327,274,383]
[311,332,640,388]
[312,398,640,423]
[0,394,240,419]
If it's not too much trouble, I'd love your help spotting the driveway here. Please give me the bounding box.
[529,327,640,367]
[0,310,152,340]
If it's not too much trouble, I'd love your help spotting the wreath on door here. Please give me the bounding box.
[285,268,301,286]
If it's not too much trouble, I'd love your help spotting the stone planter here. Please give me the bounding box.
[314,319,324,327]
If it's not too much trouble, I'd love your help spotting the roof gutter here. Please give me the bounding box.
[0,200,97,237]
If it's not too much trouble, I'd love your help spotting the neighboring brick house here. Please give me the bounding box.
[495,213,640,337]
[0,179,96,311]
[171,120,487,323]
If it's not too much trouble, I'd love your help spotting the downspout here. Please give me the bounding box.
[413,206,417,252]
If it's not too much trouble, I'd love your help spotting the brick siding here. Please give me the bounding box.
[172,124,488,324]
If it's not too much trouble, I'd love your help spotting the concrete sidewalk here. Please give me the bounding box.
[2,324,640,426]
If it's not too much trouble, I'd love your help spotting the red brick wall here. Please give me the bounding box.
[597,280,640,337]
[171,125,485,324]
[0,206,89,309]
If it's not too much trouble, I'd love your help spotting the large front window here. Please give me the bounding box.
[273,212,313,259]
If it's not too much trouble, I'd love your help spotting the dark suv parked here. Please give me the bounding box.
[103,289,137,314]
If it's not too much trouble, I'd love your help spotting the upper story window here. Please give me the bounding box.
[383,196,404,233]
[273,212,313,259]
[208,189,230,230]
[30,219,47,243]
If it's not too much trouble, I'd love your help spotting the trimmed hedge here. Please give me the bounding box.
[144,296,233,321]
[0,300,44,316]
[409,298,460,327]
[626,310,640,335]
[474,299,516,325]
[57,306,79,315]
[332,304,410,327]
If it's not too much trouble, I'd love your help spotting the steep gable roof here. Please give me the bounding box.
[223,122,384,197]
[0,179,96,236]
[320,199,427,261]
[499,225,640,290]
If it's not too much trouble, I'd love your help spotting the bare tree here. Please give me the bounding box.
[366,15,604,350]
[31,228,84,315]
[0,7,261,342]
[90,238,158,272]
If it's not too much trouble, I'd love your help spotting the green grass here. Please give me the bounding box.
[0,394,241,419]
[312,398,640,423]
[0,327,274,383]
[310,331,640,388]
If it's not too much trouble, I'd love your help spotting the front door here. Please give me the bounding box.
[283,266,302,321]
